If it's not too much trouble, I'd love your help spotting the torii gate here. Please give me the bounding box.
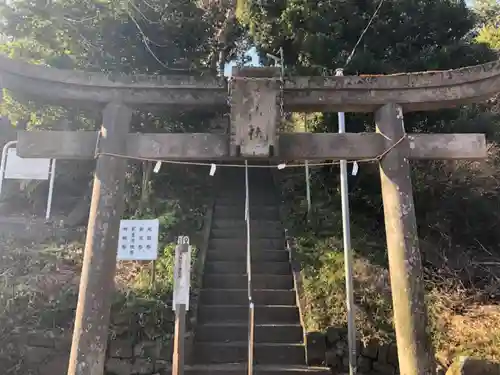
[1,55,499,375]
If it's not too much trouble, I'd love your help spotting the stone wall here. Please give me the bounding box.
[7,202,213,375]
[105,336,176,375]
[7,330,71,375]
[12,328,178,375]
[307,327,400,375]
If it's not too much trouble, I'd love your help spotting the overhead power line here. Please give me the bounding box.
[344,0,386,68]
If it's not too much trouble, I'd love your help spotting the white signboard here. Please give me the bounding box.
[117,219,159,261]
[4,148,51,180]
[173,236,191,311]
[0,142,56,220]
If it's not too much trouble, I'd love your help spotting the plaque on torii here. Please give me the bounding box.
[230,67,281,157]
[0,54,499,375]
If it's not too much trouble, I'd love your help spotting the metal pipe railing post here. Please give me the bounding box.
[304,113,312,216]
[0,140,18,195]
[46,158,56,220]
[305,160,311,215]
[336,68,357,375]
[245,160,254,375]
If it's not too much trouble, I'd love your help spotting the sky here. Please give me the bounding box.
[224,46,260,76]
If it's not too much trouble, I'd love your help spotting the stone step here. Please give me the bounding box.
[215,196,278,205]
[196,323,303,343]
[212,219,282,231]
[214,202,279,210]
[204,274,293,290]
[214,182,274,189]
[210,238,284,250]
[213,178,274,186]
[215,188,277,196]
[211,228,283,238]
[193,342,305,365]
[198,305,300,324]
[214,206,279,220]
[163,364,331,375]
[207,249,289,262]
[214,202,278,209]
[205,261,290,275]
[200,289,296,306]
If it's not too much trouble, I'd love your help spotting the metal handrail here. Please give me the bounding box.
[0,140,18,196]
[336,68,357,375]
[244,160,254,375]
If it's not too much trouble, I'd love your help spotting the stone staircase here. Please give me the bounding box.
[187,166,329,375]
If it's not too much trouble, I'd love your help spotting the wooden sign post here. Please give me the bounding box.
[172,235,191,375]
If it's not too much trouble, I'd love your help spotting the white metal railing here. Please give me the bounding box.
[244,160,254,375]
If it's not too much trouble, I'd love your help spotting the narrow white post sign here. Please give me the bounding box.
[173,236,191,311]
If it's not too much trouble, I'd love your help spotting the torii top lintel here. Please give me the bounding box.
[0,54,499,112]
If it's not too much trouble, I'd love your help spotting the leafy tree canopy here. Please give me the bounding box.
[1,0,218,72]
[239,0,496,74]
[0,0,243,130]
[236,0,500,269]
[474,0,500,25]
[236,0,499,140]
[474,0,500,50]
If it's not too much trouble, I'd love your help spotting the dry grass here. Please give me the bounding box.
[109,243,179,341]
[0,240,82,371]
[276,111,500,369]
[0,237,179,371]
[428,284,500,367]
[296,236,500,366]
[0,240,82,334]
[298,237,395,344]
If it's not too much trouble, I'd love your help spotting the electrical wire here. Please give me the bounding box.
[128,0,161,25]
[125,6,171,70]
[94,135,406,169]
[344,0,386,68]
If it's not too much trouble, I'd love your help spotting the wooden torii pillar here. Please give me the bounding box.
[1,55,499,375]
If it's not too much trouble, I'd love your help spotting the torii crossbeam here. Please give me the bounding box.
[1,56,499,375]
